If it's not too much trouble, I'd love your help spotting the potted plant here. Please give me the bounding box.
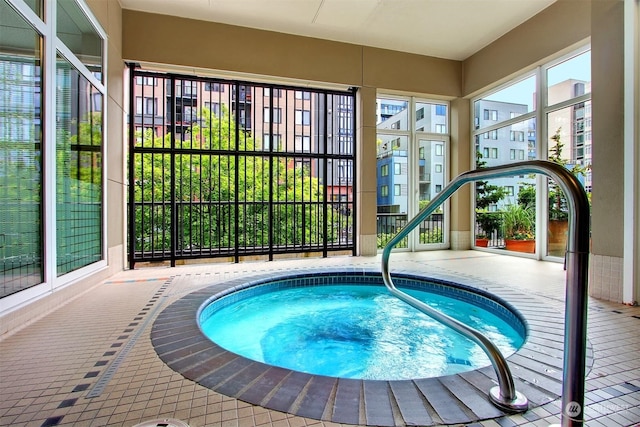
[475,211,503,247]
[475,151,507,247]
[503,203,535,253]
[547,128,589,254]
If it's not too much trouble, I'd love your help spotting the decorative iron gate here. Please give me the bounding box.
[128,66,356,267]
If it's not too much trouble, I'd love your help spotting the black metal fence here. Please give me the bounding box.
[128,67,356,267]
[376,213,444,248]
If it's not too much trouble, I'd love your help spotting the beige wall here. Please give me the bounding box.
[589,0,625,301]
[88,0,126,272]
[463,0,591,97]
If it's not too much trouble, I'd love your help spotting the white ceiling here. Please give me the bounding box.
[119,0,556,61]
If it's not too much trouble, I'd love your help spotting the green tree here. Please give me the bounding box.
[548,127,589,220]
[133,106,343,253]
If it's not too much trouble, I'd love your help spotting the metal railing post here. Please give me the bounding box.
[382,160,590,423]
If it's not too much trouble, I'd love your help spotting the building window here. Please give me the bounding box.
[435,124,447,134]
[295,135,311,152]
[205,82,224,91]
[435,104,446,116]
[205,102,221,117]
[435,144,443,156]
[484,109,498,121]
[435,164,443,173]
[136,76,157,86]
[381,164,389,176]
[295,109,311,125]
[505,186,515,196]
[262,133,281,151]
[394,163,401,175]
[394,184,401,196]
[264,107,282,123]
[435,184,442,193]
[295,90,311,100]
[381,185,389,197]
[416,107,424,120]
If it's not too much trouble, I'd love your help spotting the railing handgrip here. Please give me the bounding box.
[382,160,590,424]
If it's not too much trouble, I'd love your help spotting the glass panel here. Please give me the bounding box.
[415,102,448,133]
[24,0,42,18]
[417,139,444,244]
[546,50,591,106]
[474,118,536,252]
[0,0,43,296]
[56,0,103,80]
[56,55,103,275]
[474,75,536,129]
[377,98,408,130]
[377,134,409,248]
[547,102,591,257]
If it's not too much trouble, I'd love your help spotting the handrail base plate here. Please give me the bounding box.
[489,386,529,413]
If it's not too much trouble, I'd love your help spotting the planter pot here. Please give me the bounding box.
[475,238,489,247]
[505,239,535,253]
[548,219,569,257]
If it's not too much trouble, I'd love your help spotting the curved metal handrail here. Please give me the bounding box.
[382,160,590,423]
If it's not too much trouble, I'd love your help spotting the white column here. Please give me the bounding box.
[623,0,640,304]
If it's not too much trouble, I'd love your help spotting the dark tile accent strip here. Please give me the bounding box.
[238,366,289,405]
[332,378,362,425]
[415,378,469,425]
[363,381,395,426]
[389,380,433,426]
[72,384,90,392]
[215,362,270,398]
[57,398,77,408]
[295,375,336,420]
[439,375,502,419]
[94,361,108,367]
[85,277,174,399]
[41,416,63,427]
[264,371,312,413]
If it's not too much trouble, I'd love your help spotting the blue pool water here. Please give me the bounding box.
[200,282,525,380]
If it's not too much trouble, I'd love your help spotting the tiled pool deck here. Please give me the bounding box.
[1,251,640,427]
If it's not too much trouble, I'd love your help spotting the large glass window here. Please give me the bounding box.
[55,56,103,275]
[1,0,105,299]
[0,0,43,297]
[56,0,103,79]
[472,47,591,259]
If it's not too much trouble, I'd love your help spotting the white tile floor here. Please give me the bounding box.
[1,250,639,427]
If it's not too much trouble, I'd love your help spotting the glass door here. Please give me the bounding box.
[376,96,449,252]
[415,137,447,249]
